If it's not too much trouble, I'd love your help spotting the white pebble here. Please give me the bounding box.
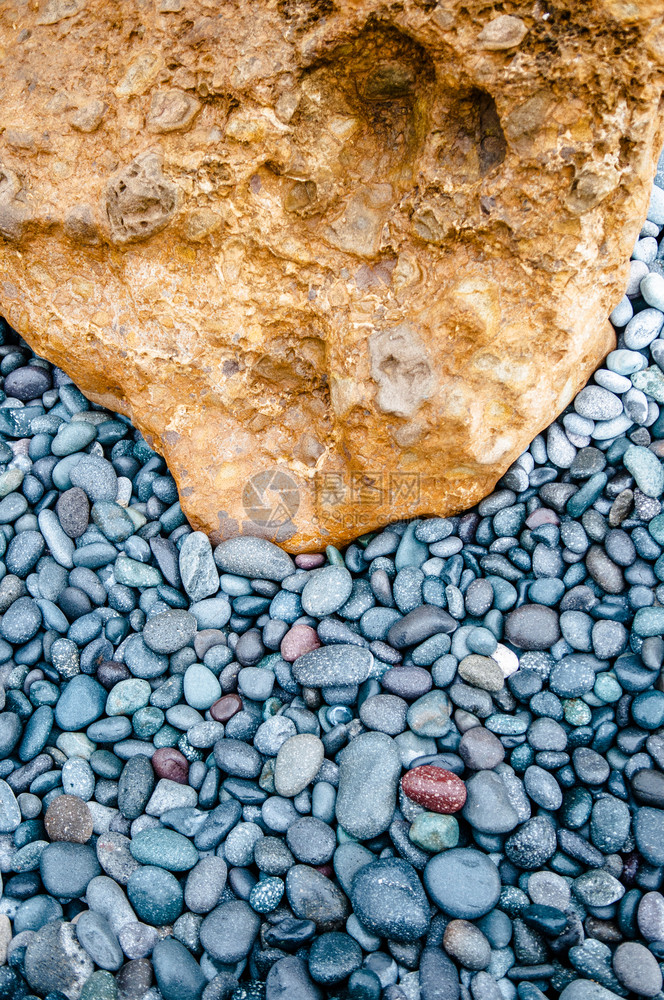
[610,295,633,327]
[594,369,632,393]
[627,259,649,295]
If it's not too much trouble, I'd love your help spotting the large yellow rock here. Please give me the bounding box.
[1,1,663,550]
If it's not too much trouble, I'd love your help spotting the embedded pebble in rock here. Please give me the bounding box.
[5,180,664,999]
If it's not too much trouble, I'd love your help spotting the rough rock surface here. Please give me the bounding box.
[0,1,663,550]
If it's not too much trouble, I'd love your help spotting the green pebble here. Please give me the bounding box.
[633,606,664,637]
[0,468,24,497]
[631,364,664,403]
[325,545,345,567]
[563,698,592,726]
[114,554,163,588]
[128,865,183,925]
[154,724,181,748]
[649,513,664,546]
[406,689,451,737]
[593,673,622,704]
[130,828,198,871]
[409,812,459,852]
[91,501,135,543]
[56,732,96,759]
[106,678,151,716]
[624,445,664,499]
[566,473,608,517]
[132,706,164,738]
[51,422,96,457]
[80,971,118,1000]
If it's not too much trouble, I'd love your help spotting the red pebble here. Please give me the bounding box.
[210,693,243,723]
[401,766,467,814]
[315,864,335,879]
[280,624,321,663]
[152,747,189,784]
[295,553,325,569]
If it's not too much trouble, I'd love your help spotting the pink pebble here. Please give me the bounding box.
[280,624,321,662]
[295,553,325,569]
[525,507,560,529]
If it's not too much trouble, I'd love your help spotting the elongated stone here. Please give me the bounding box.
[336,731,401,839]
[292,645,373,686]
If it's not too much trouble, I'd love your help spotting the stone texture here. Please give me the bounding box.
[1,2,663,550]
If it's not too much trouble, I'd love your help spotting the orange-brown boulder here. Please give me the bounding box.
[1,1,664,551]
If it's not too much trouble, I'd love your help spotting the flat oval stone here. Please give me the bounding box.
[152,937,207,1000]
[424,848,501,918]
[409,812,460,852]
[292,645,373,686]
[406,689,452,737]
[40,842,101,898]
[214,738,262,779]
[105,678,151,716]
[214,536,295,582]
[130,828,198,871]
[612,941,662,998]
[54,674,106,730]
[152,747,189,784]
[274,734,325,798]
[280,624,321,662]
[504,605,560,650]
[0,596,42,644]
[462,770,519,834]
[550,655,596,697]
[573,869,625,907]
[401,766,466,814]
[75,910,123,971]
[350,857,430,942]
[210,693,242,723]
[301,565,353,617]
[183,663,221,710]
[458,654,504,692]
[142,609,197,654]
[200,899,261,963]
[286,865,349,931]
[127,866,183,925]
[336,731,401,840]
[634,806,664,865]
